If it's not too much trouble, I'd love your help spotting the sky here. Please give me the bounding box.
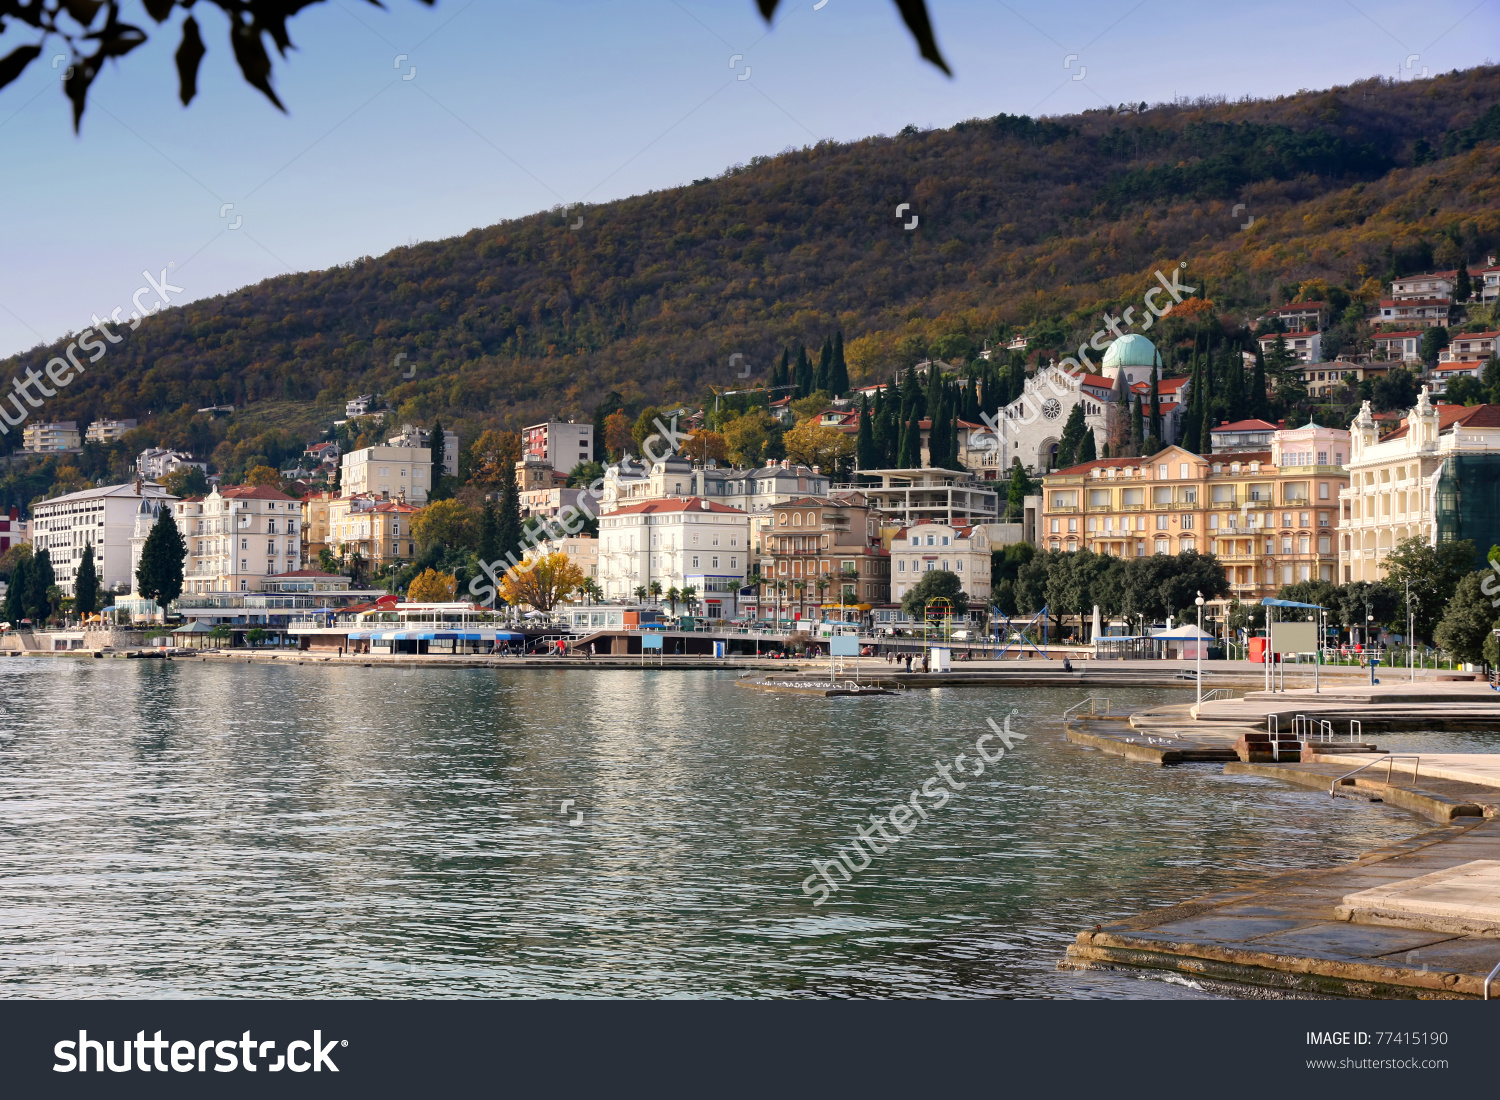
[0,0,1496,358]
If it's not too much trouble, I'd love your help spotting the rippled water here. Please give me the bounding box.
[0,660,1433,999]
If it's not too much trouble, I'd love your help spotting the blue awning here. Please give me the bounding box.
[1261,598,1325,609]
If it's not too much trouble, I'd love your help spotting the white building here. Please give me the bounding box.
[177,484,302,594]
[29,479,175,596]
[599,455,830,515]
[340,444,431,504]
[524,420,594,475]
[597,497,751,614]
[1439,332,1499,363]
[1258,329,1323,364]
[346,394,377,417]
[844,468,1002,526]
[890,522,1005,604]
[387,423,458,478]
[136,447,206,480]
[1339,390,1500,583]
[85,418,137,444]
[22,421,80,453]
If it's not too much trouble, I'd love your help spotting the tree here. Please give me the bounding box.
[1005,458,1036,520]
[1055,403,1086,469]
[902,567,968,623]
[497,464,523,562]
[244,464,280,487]
[830,331,850,396]
[723,409,783,468]
[1383,536,1476,641]
[1445,375,1486,405]
[161,464,209,498]
[246,626,268,647]
[1455,264,1473,303]
[1148,364,1162,446]
[429,417,448,482]
[413,498,478,552]
[681,430,729,465]
[1337,581,1402,639]
[1419,326,1450,366]
[856,394,876,469]
[408,568,458,602]
[566,460,605,487]
[603,411,634,460]
[73,542,99,617]
[1076,429,1097,464]
[469,430,522,487]
[649,581,663,605]
[497,552,585,612]
[783,418,854,471]
[1372,366,1420,412]
[1433,572,1495,664]
[989,540,1035,616]
[134,508,185,608]
[4,550,29,623]
[0,2,948,132]
[477,502,499,565]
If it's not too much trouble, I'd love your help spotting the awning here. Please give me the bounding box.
[1261,598,1325,609]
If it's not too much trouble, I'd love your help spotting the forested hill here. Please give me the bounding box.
[9,65,1500,450]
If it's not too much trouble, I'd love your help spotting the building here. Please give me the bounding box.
[844,467,1001,526]
[985,334,1186,474]
[22,421,80,452]
[29,479,175,596]
[525,534,600,580]
[1375,299,1450,328]
[752,495,889,620]
[345,394,378,418]
[1373,331,1425,362]
[1340,391,1500,583]
[387,423,458,478]
[599,455,830,515]
[1427,361,1488,394]
[136,447,206,481]
[177,484,303,595]
[84,418,137,444]
[1209,420,1277,453]
[0,506,21,554]
[299,491,337,561]
[597,497,750,616]
[1041,430,1348,599]
[1439,332,1499,363]
[1259,302,1328,331]
[1390,273,1459,300]
[889,522,1005,605]
[326,495,419,573]
[1480,260,1500,305]
[339,444,431,504]
[524,421,594,475]
[1258,329,1323,364]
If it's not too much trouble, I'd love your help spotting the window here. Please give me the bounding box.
[1088,489,1109,507]
[241,538,248,550]
[806,513,815,525]
[1264,538,1274,555]
[940,536,949,546]
[1159,464,1168,479]
[1209,515,1218,530]
[926,534,935,546]
[910,536,920,546]
[1319,482,1330,499]
[1154,538,1169,554]
[1136,540,1145,556]
[1298,535,1310,554]
[1087,517,1096,531]
[1067,517,1077,533]
[898,560,906,572]
[711,556,719,568]
[1180,537,1195,552]
[730,556,738,568]
[1180,463,1190,479]
[692,556,699,567]
[1281,536,1292,554]
[925,561,934,572]
[1050,518,1060,533]
[955,559,963,571]
[1122,488,1144,506]
[1299,512,1309,527]
[1180,514,1194,530]
[1282,512,1292,528]
[1318,536,1331,554]
[1155,514,1168,530]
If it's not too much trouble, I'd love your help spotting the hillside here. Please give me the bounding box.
[5,65,1500,490]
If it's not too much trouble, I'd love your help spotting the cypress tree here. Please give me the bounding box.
[28,547,55,623]
[1077,428,1097,464]
[1056,403,1086,469]
[879,383,899,465]
[772,350,790,391]
[856,394,876,470]
[1130,391,1144,454]
[135,508,184,609]
[1006,459,1031,520]
[1149,366,1162,443]
[1251,347,1270,420]
[1455,262,1472,303]
[794,346,812,398]
[73,542,98,617]
[815,336,832,394]
[430,417,446,480]
[830,332,849,396]
[497,466,523,562]
[1198,404,1213,455]
[477,502,499,565]
[4,553,28,624]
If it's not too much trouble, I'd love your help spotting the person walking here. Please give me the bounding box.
[904,652,913,673]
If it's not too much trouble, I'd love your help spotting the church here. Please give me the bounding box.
[987,334,1189,474]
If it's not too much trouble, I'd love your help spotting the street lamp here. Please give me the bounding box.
[1195,590,1205,707]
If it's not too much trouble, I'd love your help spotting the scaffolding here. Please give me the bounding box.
[1435,454,1500,568]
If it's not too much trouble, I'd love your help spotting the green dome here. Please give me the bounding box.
[1101,334,1161,369]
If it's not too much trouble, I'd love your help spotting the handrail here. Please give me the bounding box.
[1330,754,1421,795]
[1485,958,1500,1001]
[1349,719,1362,743]
[1062,697,1109,722]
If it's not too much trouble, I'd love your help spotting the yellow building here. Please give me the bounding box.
[327,494,419,571]
[1040,434,1348,602]
[300,491,337,561]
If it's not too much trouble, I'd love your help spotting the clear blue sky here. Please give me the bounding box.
[0,0,1495,358]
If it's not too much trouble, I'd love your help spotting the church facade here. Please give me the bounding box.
[980,334,1188,475]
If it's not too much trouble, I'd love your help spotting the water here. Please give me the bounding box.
[0,661,1435,999]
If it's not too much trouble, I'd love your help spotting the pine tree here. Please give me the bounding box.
[28,548,55,623]
[134,508,185,608]
[772,350,790,391]
[1251,348,1269,420]
[1130,391,1144,455]
[830,331,849,396]
[4,553,28,624]
[899,366,924,425]
[1455,262,1472,303]
[497,466,523,563]
[1076,429,1097,464]
[856,394,875,470]
[815,337,832,394]
[1056,403,1086,469]
[73,542,98,617]
[1197,405,1213,455]
[927,386,948,469]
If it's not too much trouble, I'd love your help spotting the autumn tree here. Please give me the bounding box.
[497,552,586,612]
[722,409,784,468]
[681,430,729,465]
[782,418,853,471]
[469,430,521,487]
[408,568,458,602]
[413,498,478,551]
[603,411,633,459]
[244,465,280,487]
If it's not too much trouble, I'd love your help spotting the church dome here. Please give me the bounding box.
[1101,334,1161,370]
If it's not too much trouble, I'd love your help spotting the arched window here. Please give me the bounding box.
[791,513,800,526]
[806,512,816,525]
[778,512,787,526]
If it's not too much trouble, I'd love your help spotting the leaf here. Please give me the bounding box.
[143,0,176,23]
[230,20,284,111]
[63,56,98,133]
[93,23,148,59]
[756,0,778,17]
[62,0,106,26]
[892,0,949,75]
[175,15,205,106]
[0,43,42,91]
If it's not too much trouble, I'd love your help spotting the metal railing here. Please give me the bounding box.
[1200,688,1235,702]
[1485,958,1500,1001]
[1330,754,1421,795]
[1062,697,1110,721]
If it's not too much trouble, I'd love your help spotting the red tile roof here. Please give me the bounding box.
[267,569,345,578]
[1212,419,1278,432]
[1380,403,1500,441]
[1374,331,1425,340]
[610,497,748,515]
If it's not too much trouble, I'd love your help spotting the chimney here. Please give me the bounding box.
[134,478,142,495]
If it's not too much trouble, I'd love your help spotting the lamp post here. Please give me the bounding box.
[1195,591,1205,707]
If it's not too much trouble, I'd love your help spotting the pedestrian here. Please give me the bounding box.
[1063,655,1073,672]
[904,652,913,673]
[921,650,929,674]
[589,643,595,659]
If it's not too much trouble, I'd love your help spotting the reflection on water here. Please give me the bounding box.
[0,661,1430,998]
